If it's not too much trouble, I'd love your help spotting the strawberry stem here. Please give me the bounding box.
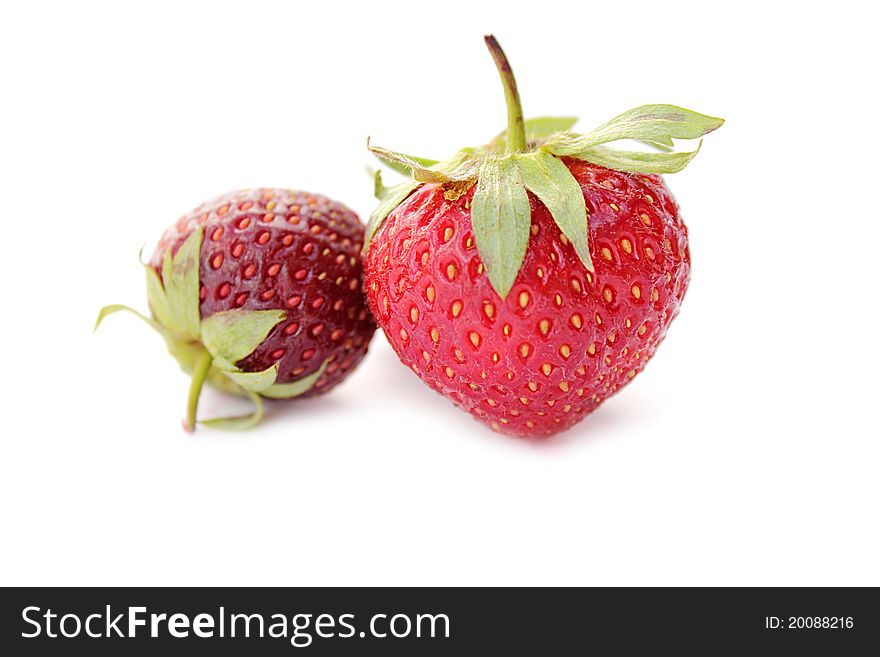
[484,35,526,154]
[184,349,213,432]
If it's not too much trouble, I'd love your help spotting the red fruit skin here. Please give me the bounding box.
[364,161,689,437]
[151,188,375,397]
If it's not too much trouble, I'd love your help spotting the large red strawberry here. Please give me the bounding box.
[97,188,375,430]
[363,36,722,438]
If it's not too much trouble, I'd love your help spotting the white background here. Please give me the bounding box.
[1,1,877,586]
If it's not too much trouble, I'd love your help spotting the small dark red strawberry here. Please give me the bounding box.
[363,35,722,438]
[97,188,375,430]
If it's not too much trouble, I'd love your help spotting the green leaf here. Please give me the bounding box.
[373,169,387,199]
[434,148,482,183]
[161,228,203,340]
[572,141,703,174]
[94,304,166,335]
[200,309,286,364]
[219,363,279,392]
[144,229,203,340]
[166,343,240,395]
[587,104,723,146]
[211,355,278,392]
[470,156,531,299]
[144,264,175,332]
[433,149,480,181]
[637,137,674,152]
[515,152,593,272]
[368,140,450,183]
[369,141,478,184]
[365,145,482,250]
[371,150,439,178]
[210,355,239,372]
[544,104,723,155]
[364,179,420,248]
[200,390,265,431]
[261,360,328,399]
[96,300,246,396]
[493,116,578,147]
[525,116,579,139]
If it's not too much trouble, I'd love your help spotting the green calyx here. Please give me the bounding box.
[94,228,326,431]
[365,34,724,299]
